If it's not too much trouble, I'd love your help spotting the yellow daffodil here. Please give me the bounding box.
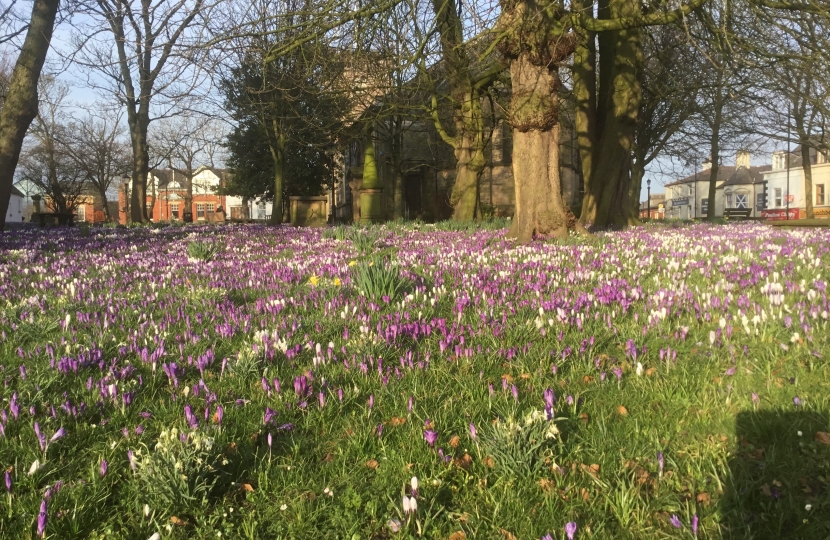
[334,277,341,286]
[308,275,319,286]
[348,260,357,267]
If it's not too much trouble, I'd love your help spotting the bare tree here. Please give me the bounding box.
[0,0,60,230]
[17,79,88,215]
[63,107,132,221]
[73,0,210,223]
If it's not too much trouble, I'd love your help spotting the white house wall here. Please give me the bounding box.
[763,162,830,218]
[5,194,24,223]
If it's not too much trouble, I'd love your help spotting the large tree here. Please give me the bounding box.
[74,0,207,223]
[0,0,60,230]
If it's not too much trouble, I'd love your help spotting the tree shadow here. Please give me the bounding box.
[721,410,830,539]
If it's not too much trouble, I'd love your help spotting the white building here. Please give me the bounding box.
[664,151,770,219]
[6,185,24,223]
[762,146,829,220]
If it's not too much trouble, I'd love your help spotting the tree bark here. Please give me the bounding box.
[128,117,151,222]
[267,125,286,224]
[706,93,722,221]
[506,55,573,242]
[0,0,60,230]
[800,142,814,219]
[578,0,644,229]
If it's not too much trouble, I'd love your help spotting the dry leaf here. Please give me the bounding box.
[483,456,495,468]
[365,459,378,470]
[579,412,589,425]
[449,532,467,540]
[760,484,772,497]
[242,483,255,492]
[583,375,593,383]
[501,374,514,383]
[449,435,461,448]
[390,417,407,427]
[697,493,710,504]
[538,478,555,492]
[170,516,187,526]
[454,454,473,470]
[581,463,600,478]
[520,373,531,380]
[815,432,830,445]
[646,367,656,376]
[499,529,518,540]
[581,487,590,502]
[249,432,259,442]
[322,453,334,463]
[617,405,628,416]
[228,442,238,453]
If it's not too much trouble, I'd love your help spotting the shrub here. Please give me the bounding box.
[478,410,560,476]
[187,241,221,261]
[350,257,409,301]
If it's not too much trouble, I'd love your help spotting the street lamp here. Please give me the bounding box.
[646,178,651,219]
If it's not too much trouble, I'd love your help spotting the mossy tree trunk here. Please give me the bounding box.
[429,0,497,222]
[0,0,60,230]
[360,127,383,224]
[705,89,723,221]
[267,118,286,224]
[575,0,644,229]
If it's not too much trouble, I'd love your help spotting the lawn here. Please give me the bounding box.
[0,221,828,540]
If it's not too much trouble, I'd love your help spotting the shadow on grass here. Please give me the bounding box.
[721,410,830,539]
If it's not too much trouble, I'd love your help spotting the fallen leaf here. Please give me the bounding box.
[449,532,467,540]
[520,373,531,380]
[646,367,656,376]
[390,417,407,427]
[365,459,378,470]
[242,483,255,492]
[617,405,628,416]
[454,454,473,470]
[697,493,710,504]
[499,529,517,540]
[170,516,187,526]
[583,375,593,383]
[249,432,259,442]
[501,374,514,383]
[581,463,600,478]
[228,442,238,453]
[815,432,830,445]
[760,484,772,497]
[483,456,495,468]
[538,478,555,492]
[581,487,590,501]
[449,435,461,448]
[579,412,589,425]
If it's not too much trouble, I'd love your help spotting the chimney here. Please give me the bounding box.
[736,150,751,169]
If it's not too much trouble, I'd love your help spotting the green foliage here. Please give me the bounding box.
[350,257,409,301]
[349,228,378,254]
[322,225,349,241]
[187,240,222,261]
[479,410,560,476]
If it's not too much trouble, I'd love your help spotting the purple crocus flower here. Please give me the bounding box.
[424,429,438,447]
[565,521,577,540]
[541,535,553,540]
[368,395,374,411]
[128,449,136,471]
[669,514,682,528]
[100,459,108,477]
[511,385,519,401]
[469,423,477,440]
[37,499,47,537]
[692,515,699,537]
[184,404,198,429]
[793,396,802,407]
[4,470,11,493]
[657,452,664,475]
[751,392,759,404]
[49,427,66,444]
[215,404,224,424]
[267,432,273,448]
[377,423,383,437]
[34,422,46,452]
[408,396,413,413]
[319,392,326,408]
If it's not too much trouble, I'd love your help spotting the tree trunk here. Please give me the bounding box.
[268,124,285,225]
[0,0,60,230]
[129,121,151,223]
[99,187,112,221]
[506,55,572,242]
[450,133,485,221]
[706,96,722,221]
[801,143,814,219]
[576,0,644,229]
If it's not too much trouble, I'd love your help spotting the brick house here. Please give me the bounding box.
[118,167,243,224]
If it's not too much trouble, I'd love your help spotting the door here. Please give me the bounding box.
[404,173,423,219]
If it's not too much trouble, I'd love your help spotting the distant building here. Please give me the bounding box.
[639,193,665,219]
[762,146,829,220]
[118,167,261,224]
[664,151,770,219]
[6,185,24,223]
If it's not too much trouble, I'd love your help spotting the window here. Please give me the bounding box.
[76,205,86,222]
[701,198,709,214]
[197,203,205,219]
[735,194,748,209]
[774,188,783,207]
[257,202,266,220]
[171,204,179,219]
[817,184,826,206]
[207,203,215,213]
[726,193,733,208]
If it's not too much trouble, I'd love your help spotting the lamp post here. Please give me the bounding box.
[647,178,651,219]
[786,103,791,220]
